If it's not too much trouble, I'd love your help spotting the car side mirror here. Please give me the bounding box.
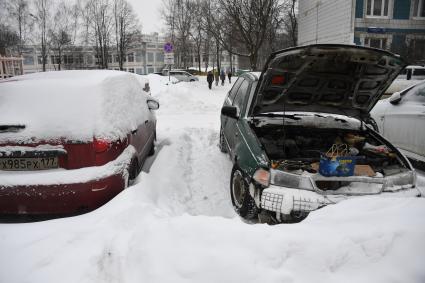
[221,106,239,119]
[147,99,160,110]
[389,92,402,105]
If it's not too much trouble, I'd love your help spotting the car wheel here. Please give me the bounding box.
[148,141,155,156]
[230,166,259,220]
[219,128,228,153]
[128,157,139,182]
[190,79,195,82]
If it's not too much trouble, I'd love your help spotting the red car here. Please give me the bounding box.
[0,70,159,216]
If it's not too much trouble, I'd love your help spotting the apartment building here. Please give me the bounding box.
[298,0,425,64]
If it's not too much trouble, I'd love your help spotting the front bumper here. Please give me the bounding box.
[0,146,135,215]
[260,185,421,215]
[260,169,421,215]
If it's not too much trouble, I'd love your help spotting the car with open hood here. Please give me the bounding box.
[219,44,421,223]
[0,70,159,217]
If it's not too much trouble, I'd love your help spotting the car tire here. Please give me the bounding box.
[148,141,155,156]
[148,132,156,156]
[128,157,139,182]
[219,128,228,153]
[230,166,259,220]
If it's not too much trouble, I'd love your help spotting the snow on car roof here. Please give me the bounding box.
[0,70,150,143]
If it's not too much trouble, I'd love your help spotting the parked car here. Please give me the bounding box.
[163,70,199,82]
[219,44,420,223]
[385,65,425,95]
[372,81,425,167]
[0,70,159,216]
[397,65,425,81]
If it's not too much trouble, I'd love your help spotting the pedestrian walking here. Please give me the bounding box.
[207,71,214,90]
[227,70,232,84]
[214,71,219,86]
[220,69,226,86]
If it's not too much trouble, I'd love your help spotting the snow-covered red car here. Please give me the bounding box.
[0,70,159,216]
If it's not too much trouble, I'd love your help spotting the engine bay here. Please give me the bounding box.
[252,123,408,181]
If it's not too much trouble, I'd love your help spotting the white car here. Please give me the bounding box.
[164,70,199,82]
[371,81,425,166]
[397,65,425,80]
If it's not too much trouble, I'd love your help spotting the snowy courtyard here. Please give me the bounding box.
[1,76,424,283]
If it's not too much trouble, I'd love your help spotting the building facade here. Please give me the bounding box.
[298,0,425,64]
[21,33,168,75]
[19,32,241,76]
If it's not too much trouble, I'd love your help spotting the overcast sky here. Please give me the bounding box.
[127,0,165,34]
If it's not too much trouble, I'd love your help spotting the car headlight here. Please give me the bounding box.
[253,168,271,187]
[271,169,314,191]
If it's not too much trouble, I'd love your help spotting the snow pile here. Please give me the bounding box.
[1,79,424,283]
[146,74,179,96]
[0,70,150,143]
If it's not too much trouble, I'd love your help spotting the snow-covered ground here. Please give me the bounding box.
[1,76,425,283]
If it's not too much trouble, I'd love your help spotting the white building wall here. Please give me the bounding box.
[298,0,355,46]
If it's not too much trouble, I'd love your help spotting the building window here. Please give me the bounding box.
[147,52,154,62]
[366,0,390,17]
[136,68,144,75]
[108,54,113,64]
[76,54,84,64]
[156,52,164,62]
[63,55,73,64]
[128,68,135,73]
[413,0,425,18]
[87,55,93,65]
[128,53,134,62]
[135,52,143,63]
[23,56,34,65]
[365,37,388,49]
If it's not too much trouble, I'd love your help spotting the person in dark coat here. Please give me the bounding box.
[207,71,214,89]
[227,70,232,83]
[220,69,226,86]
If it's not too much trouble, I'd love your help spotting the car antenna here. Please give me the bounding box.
[282,90,287,160]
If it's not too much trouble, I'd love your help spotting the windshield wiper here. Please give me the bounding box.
[0,125,26,133]
[254,113,301,120]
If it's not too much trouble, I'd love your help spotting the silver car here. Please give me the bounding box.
[372,81,425,167]
[166,70,199,82]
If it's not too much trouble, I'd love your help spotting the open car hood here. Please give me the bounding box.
[251,44,406,120]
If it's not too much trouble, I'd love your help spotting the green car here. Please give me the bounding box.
[219,44,420,223]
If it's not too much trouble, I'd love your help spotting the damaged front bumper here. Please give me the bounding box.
[258,169,421,216]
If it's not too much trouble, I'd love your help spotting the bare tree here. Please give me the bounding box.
[6,0,31,54]
[283,0,297,46]
[209,0,282,71]
[162,0,196,68]
[0,24,20,55]
[49,1,75,70]
[32,0,52,72]
[113,0,139,70]
[83,0,113,69]
[189,0,204,71]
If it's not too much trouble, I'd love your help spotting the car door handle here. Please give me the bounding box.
[131,129,138,134]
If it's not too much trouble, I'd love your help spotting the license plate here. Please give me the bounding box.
[0,157,59,171]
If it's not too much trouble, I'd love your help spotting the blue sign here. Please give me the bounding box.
[367,27,386,34]
[164,42,173,53]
